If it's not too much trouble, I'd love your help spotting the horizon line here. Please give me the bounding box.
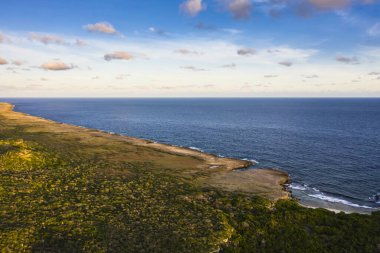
[1,97,380,99]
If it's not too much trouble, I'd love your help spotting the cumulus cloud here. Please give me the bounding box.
[29,32,67,45]
[84,22,119,35]
[278,61,293,67]
[237,48,256,56]
[180,0,205,16]
[335,55,359,64]
[368,23,380,37]
[308,0,351,10]
[0,33,4,43]
[221,0,252,20]
[41,61,73,71]
[29,33,87,46]
[0,57,8,65]
[264,75,278,78]
[368,72,380,75]
[104,51,134,61]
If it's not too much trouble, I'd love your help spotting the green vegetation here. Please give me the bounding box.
[0,140,232,252]
[0,106,379,252]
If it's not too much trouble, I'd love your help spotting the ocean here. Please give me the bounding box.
[3,98,380,213]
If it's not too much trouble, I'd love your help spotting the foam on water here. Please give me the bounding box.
[242,158,259,164]
[288,183,377,210]
[287,183,308,191]
[189,146,204,152]
[370,193,380,204]
[308,193,373,209]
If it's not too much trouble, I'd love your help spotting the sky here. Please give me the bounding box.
[0,0,380,97]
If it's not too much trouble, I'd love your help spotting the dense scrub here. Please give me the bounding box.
[0,115,379,252]
[0,140,232,252]
[215,194,380,253]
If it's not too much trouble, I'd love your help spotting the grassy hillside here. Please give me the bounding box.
[0,103,379,252]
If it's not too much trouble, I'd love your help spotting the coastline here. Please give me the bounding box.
[2,101,377,214]
[0,102,290,201]
[1,101,380,252]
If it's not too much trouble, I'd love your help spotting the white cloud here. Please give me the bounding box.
[83,22,119,35]
[0,57,8,65]
[226,0,252,19]
[180,0,205,16]
[29,32,67,45]
[3,31,378,97]
[175,49,202,55]
[104,51,134,61]
[41,61,73,70]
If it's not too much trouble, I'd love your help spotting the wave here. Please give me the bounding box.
[308,193,373,209]
[287,183,308,191]
[242,158,259,164]
[288,183,376,209]
[370,193,380,204]
[189,146,204,152]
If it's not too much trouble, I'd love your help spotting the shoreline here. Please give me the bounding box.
[0,102,290,201]
[3,102,252,172]
[3,101,377,214]
[286,182,379,214]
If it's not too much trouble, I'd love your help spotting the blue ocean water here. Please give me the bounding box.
[3,98,380,213]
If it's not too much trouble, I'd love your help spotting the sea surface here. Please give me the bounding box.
[3,98,380,213]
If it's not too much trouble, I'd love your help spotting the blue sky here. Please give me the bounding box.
[0,0,380,97]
